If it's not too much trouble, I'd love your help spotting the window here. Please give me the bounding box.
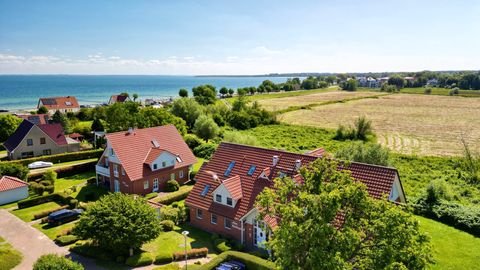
[196,209,203,219]
[121,168,125,175]
[200,185,211,196]
[153,178,159,190]
[144,180,149,189]
[211,214,217,224]
[162,161,166,167]
[224,161,236,176]
[176,156,182,163]
[179,170,184,179]
[27,139,33,146]
[153,164,158,170]
[224,218,232,229]
[114,164,118,174]
[40,137,46,144]
[216,194,222,203]
[110,148,114,156]
[170,173,175,180]
[21,152,34,158]
[247,165,256,176]
[226,197,233,206]
[42,149,51,155]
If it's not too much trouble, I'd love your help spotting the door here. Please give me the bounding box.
[153,178,159,192]
[114,179,120,192]
[254,220,267,248]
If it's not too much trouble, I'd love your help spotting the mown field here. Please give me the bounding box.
[223,86,337,104]
[401,87,480,97]
[277,94,480,156]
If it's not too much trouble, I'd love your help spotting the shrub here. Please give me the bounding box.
[214,238,232,253]
[155,186,192,205]
[424,87,432,94]
[55,235,79,246]
[154,251,173,264]
[69,243,111,261]
[193,143,217,159]
[33,205,69,220]
[154,263,181,270]
[173,247,208,261]
[39,180,52,186]
[7,149,103,166]
[44,185,55,194]
[42,170,57,183]
[0,162,29,180]
[145,192,159,200]
[160,220,175,231]
[449,87,460,96]
[184,134,205,150]
[333,116,372,141]
[86,177,97,184]
[18,193,58,208]
[335,142,390,166]
[33,254,84,270]
[125,252,154,267]
[69,199,79,208]
[199,251,275,270]
[190,171,197,181]
[84,191,96,201]
[166,180,180,192]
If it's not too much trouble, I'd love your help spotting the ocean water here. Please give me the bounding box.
[0,75,291,111]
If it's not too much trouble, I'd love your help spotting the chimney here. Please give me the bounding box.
[295,159,302,171]
[272,155,279,167]
[127,127,133,135]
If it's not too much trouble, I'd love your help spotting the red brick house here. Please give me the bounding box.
[185,142,406,249]
[95,125,196,195]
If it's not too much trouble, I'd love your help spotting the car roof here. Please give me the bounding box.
[49,209,71,217]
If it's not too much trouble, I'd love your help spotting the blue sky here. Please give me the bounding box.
[0,0,479,75]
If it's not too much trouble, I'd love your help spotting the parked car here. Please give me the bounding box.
[47,209,83,225]
[216,261,246,270]
[28,161,53,169]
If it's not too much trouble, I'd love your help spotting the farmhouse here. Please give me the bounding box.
[108,94,131,105]
[185,142,406,249]
[37,96,80,115]
[3,119,80,160]
[0,176,29,205]
[95,125,196,194]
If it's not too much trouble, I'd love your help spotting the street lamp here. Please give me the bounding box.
[182,230,189,270]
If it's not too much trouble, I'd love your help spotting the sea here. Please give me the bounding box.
[0,75,292,112]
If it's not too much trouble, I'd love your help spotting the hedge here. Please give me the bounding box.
[6,149,103,166]
[155,186,193,205]
[125,252,154,267]
[154,251,173,265]
[17,192,75,209]
[173,248,208,261]
[70,243,111,261]
[214,239,231,253]
[160,220,175,231]
[28,161,96,180]
[55,235,79,246]
[33,205,69,220]
[145,192,159,200]
[197,251,276,270]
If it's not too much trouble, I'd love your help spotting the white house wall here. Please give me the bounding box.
[150,152,176,170]
[0,187,29,205]
[212,184,238,207]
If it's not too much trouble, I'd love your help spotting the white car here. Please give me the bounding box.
[28,161,54,169]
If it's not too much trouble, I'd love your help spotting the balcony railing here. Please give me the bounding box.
[96,165,110,176]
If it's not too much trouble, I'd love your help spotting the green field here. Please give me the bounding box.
[0,236,23,270]
[401,87,480,97]
[223,86,337,104]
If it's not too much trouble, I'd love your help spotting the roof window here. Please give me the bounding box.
[200,184,211,197]
[247,165,256,176]
[224,161,236,176]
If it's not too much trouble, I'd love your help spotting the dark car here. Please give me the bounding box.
[47,209,83,225]
[216,261,246,270]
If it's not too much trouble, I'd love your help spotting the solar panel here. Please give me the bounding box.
[247,165,256,176]
[224,161,236,176]
[42,98,57,105]
[200,184,211,197]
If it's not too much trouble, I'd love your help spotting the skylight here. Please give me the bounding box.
[151,139,160,148]
[200,184,211,197]
[224,161,236,176]
[176,156,182,163]
[247,165,256,176]
[65,101,72,106]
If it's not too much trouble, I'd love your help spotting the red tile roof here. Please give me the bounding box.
[38,123,67,145]
[3,120,67,151]
[0,176,28,192]
[186,142,401,221]
[38,96,80,110]
[223,175,243,200]
[109,95,130,104]
[105,125,196,181]
[17,114,50,125]
[306,147,325,157]
[144,148,176,164]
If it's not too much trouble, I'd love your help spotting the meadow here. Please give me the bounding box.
[277,93,480,156]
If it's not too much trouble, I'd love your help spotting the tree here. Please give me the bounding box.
[132,93,139,102]
[0,114,22,142]
[120,92,130,97]
[340,79,357,91]
[192,84,217,105]
[335,142,390,166]
[219,87,228,97]
[171,98,203,129]
[105,102,139,132]
[37,106,49,114]
[0,163,29,180]
[256,158,432,270]
[33,254,84,270]
[137,107,187,135]
[228,88,235,97]
[73,193,161,255]
[354,116,373,140]
[193,115,219,142]
[178,89,189,98]
[91,118,105,132]
[52,111,71,133]
[388,75,405,89]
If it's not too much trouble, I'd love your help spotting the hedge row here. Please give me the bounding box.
[6,149,103,166]
[173,247,208,261]
[197,251,276,270]
[125,252,154,267]
[154,251,173,265]
[155,186,192,205]
[33,205,69,220]
[28,161,96,180]
[17,192,75,209]
[55,235,79,246]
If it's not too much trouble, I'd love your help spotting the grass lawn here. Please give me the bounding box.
[74,183,109,202]
[11,201,62,222]
[0,236,23,270]
[55,171,96,193]
[76,120,93,129]
[193,158,205,173]
[32,221,77,240]
[416,215,480,269]
[0,201,19,209]
[400,87,480,97]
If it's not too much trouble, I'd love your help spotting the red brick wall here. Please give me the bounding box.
[188,207,242,242]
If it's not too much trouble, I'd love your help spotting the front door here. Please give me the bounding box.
[114,179,120,192]
[254,220,267,248]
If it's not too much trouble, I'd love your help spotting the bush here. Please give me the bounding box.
[166,180,180,192]
[0,162,29,180]
[154,251,173,264]
[69,199,79,208]
[173,247,208,261]
[160,220,175,231]
[184,134,205,150]
[424,87,432,94]
[55,235,79,246]
[18,193,58,208]
[155,186,193,205]
[449,87,460,96]
[145,192,159,200]
[193,143,217,159]
[198,251,275,270]
[84,191,96,201]
[33,205,69,220]
[7,149,103,166]
[44,185,55,194]
[214,238,232,253]
[333,116,372,141]
[69,243,111,261]
[335,142,390,166]
[33,254,84,270]
[39,180,52,186]
[86,177,97,184]
[154,263,180,270]
[125,252,154,267]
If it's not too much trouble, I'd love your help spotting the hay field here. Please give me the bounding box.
[257,90,388,111]
[278,94,480,156]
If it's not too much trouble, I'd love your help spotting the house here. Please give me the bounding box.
[16,114,50,125]
[38,96,80,115]
[95,125,196,194]
[108,94,131,105]
[185,143,406,249]
[0,176,29,205]
[3,119,80,160]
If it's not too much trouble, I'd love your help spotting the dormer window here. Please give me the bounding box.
[216,194,222,203]
[226,197,233,206]
[153,164,158,170]
[162,161,166,167]
[110,148,115,156]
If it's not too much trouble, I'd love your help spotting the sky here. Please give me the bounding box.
[0,0,479,75]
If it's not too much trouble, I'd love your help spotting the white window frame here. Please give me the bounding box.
[144,180,149,189]
[216,194,222,203]
[211,214,217,224]
[153,178,159,191]
[226,197,233,206]
[27,139,33,146]
[224,218,232,230]
[196,209,203,219]
[179,170,184,179]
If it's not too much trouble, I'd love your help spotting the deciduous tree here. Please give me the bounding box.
[192,84,217,105]
[0,114,22,142]
[193,115,219,142]
[171,98,203,129]
[179,88,189,98]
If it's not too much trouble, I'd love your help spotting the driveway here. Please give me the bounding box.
[0,209,102,270]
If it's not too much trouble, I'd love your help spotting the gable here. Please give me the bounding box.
[149,151,177,171]
[3,120,34,152]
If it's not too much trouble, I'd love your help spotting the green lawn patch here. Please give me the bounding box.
[193,158,205,173]
[55,171,95,193]
[151,185,193,204]
[416,215,480,269]
[223,87,337,104]
[0,236,23,270]
[74,183,109,202]
[32,221,77,240]
[0,201,19,209]
[11,201,61,222]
